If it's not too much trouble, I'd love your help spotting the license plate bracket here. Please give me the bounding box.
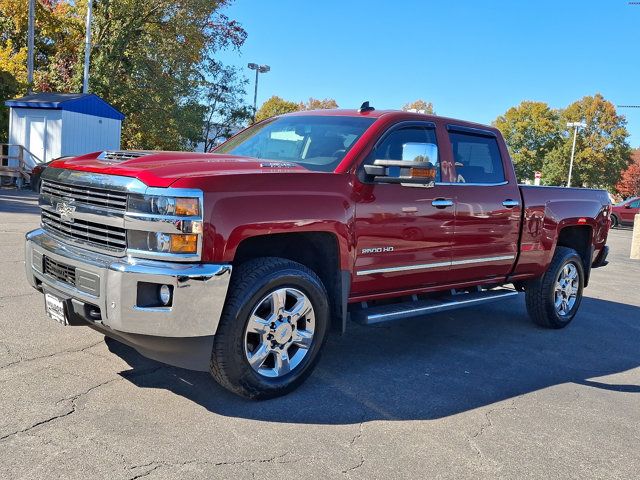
[45,292,68,326]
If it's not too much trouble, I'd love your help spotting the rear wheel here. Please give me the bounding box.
[210,257,329,399]
[611,214,619,228]
[525,246,584,329]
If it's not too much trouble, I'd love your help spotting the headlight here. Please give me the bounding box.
[128,194,200,216]
[128,231,198,254]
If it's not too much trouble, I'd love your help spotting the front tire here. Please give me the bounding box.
[210,257,329,399]
[525,247,584,329]
[611,214,619,228]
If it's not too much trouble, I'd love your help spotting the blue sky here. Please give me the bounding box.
[218,0,640,147]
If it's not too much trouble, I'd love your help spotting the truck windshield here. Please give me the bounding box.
[214,115,376,172]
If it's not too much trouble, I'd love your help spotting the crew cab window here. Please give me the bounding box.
[373,126,440,182]
[215,116,375,172]
[449,132,505,184]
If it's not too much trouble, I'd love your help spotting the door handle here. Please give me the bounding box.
[502,199,520,208]
[432,198,454,209]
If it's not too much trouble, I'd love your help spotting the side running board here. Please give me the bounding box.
[350,288,519,325]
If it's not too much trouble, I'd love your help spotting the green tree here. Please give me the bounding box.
[402,99,435,114]
[543,94,630,189]
[0,0,248,151]
[89,0,247,150]
[255,96,300,122]
[0,69,19,142]
[201,60,252,152]
[493,101,561,182]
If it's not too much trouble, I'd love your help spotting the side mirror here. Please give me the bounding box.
[364,159,436,186]
[625,204,632,209]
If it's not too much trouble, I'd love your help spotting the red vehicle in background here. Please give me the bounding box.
[25,105,612,399]
[611,197,640,227]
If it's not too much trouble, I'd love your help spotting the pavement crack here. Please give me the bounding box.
[0,339,104,370]
[342,455,365,476]
[348,421,364,446]
[0,377,119,442]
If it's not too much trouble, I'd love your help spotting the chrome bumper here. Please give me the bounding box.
[25,228,232,337]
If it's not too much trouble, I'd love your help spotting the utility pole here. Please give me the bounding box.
[247,63,270,123]
[82,0,94,94]
[27,0,35,91]
[566,122,586,187]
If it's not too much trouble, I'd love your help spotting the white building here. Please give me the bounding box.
[4,93,124,168]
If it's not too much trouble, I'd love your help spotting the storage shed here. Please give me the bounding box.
[4,93,124,166]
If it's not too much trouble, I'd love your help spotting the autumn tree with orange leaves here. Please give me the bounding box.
[616,149,640,198]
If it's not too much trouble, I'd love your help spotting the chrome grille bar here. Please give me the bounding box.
[41,180,127,211]
[42,210,127,252]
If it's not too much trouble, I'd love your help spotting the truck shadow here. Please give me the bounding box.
[107,295,640,424]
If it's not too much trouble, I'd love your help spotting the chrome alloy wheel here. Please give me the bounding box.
[554,262,579,316]
[244,288,316,378]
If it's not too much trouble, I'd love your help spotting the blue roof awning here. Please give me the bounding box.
[5,93,125,121]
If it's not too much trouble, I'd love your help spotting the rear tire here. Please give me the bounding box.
[610,214,619,228]
[210,257,329,400]
[525,246,584,329]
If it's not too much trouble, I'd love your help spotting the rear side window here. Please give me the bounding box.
[449,131,505,184]
[373,126,440,182]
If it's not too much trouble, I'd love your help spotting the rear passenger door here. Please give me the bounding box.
[445,125,522,284]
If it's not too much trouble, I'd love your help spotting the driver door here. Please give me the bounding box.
[352,122,455,299]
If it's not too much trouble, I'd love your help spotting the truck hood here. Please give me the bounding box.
[49,151,311,187]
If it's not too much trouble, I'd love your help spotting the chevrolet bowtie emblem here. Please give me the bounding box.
[56,201,76,223]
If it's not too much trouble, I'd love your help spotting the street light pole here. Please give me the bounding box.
[27,0,35,91]
[566,121,586,187]
[82,0,94,94]
[247,63,270,123]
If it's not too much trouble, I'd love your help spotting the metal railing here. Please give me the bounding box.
[0,144,43,185]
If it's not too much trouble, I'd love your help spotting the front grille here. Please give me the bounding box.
[41,180,127,213]
[44,256,76,287]
[42,209,127,252]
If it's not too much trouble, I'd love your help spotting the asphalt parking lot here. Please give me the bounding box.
[1,188,639,480]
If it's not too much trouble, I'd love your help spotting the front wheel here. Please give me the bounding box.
[525,246,584,329]
[610,214,619,229]
[210,257,329,399]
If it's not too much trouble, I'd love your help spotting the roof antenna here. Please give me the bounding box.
[358,101,375,113]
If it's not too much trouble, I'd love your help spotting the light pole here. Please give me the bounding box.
[82,0,94,93]
[26,0,35,91]
[247,63,270,123]
[566,121,586,187]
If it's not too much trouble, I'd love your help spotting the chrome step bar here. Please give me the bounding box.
[350,288,519,325]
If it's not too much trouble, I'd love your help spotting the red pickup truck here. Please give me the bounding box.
[25,106,611,399]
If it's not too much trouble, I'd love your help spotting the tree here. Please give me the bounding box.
[0,70,19,142]
[255,96,300,122]
[542,94,630,190]
[402,99,434,114]
[616,149,640,198]
[0,0,248,151]
[493,101,561,182]
[299,98,338,110]
[200,60,252,152]
[89,0,247,150]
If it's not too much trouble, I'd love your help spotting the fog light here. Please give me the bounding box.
[159,284,171,305]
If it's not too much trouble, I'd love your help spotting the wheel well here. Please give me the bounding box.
[233,232,345,331]
[556,225,593,286]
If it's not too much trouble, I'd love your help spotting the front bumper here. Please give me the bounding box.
[25,228,232,338]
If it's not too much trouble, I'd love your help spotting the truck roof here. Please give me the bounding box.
[285,108,498,132]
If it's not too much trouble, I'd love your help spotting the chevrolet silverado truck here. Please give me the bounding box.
[25,105,611,399]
